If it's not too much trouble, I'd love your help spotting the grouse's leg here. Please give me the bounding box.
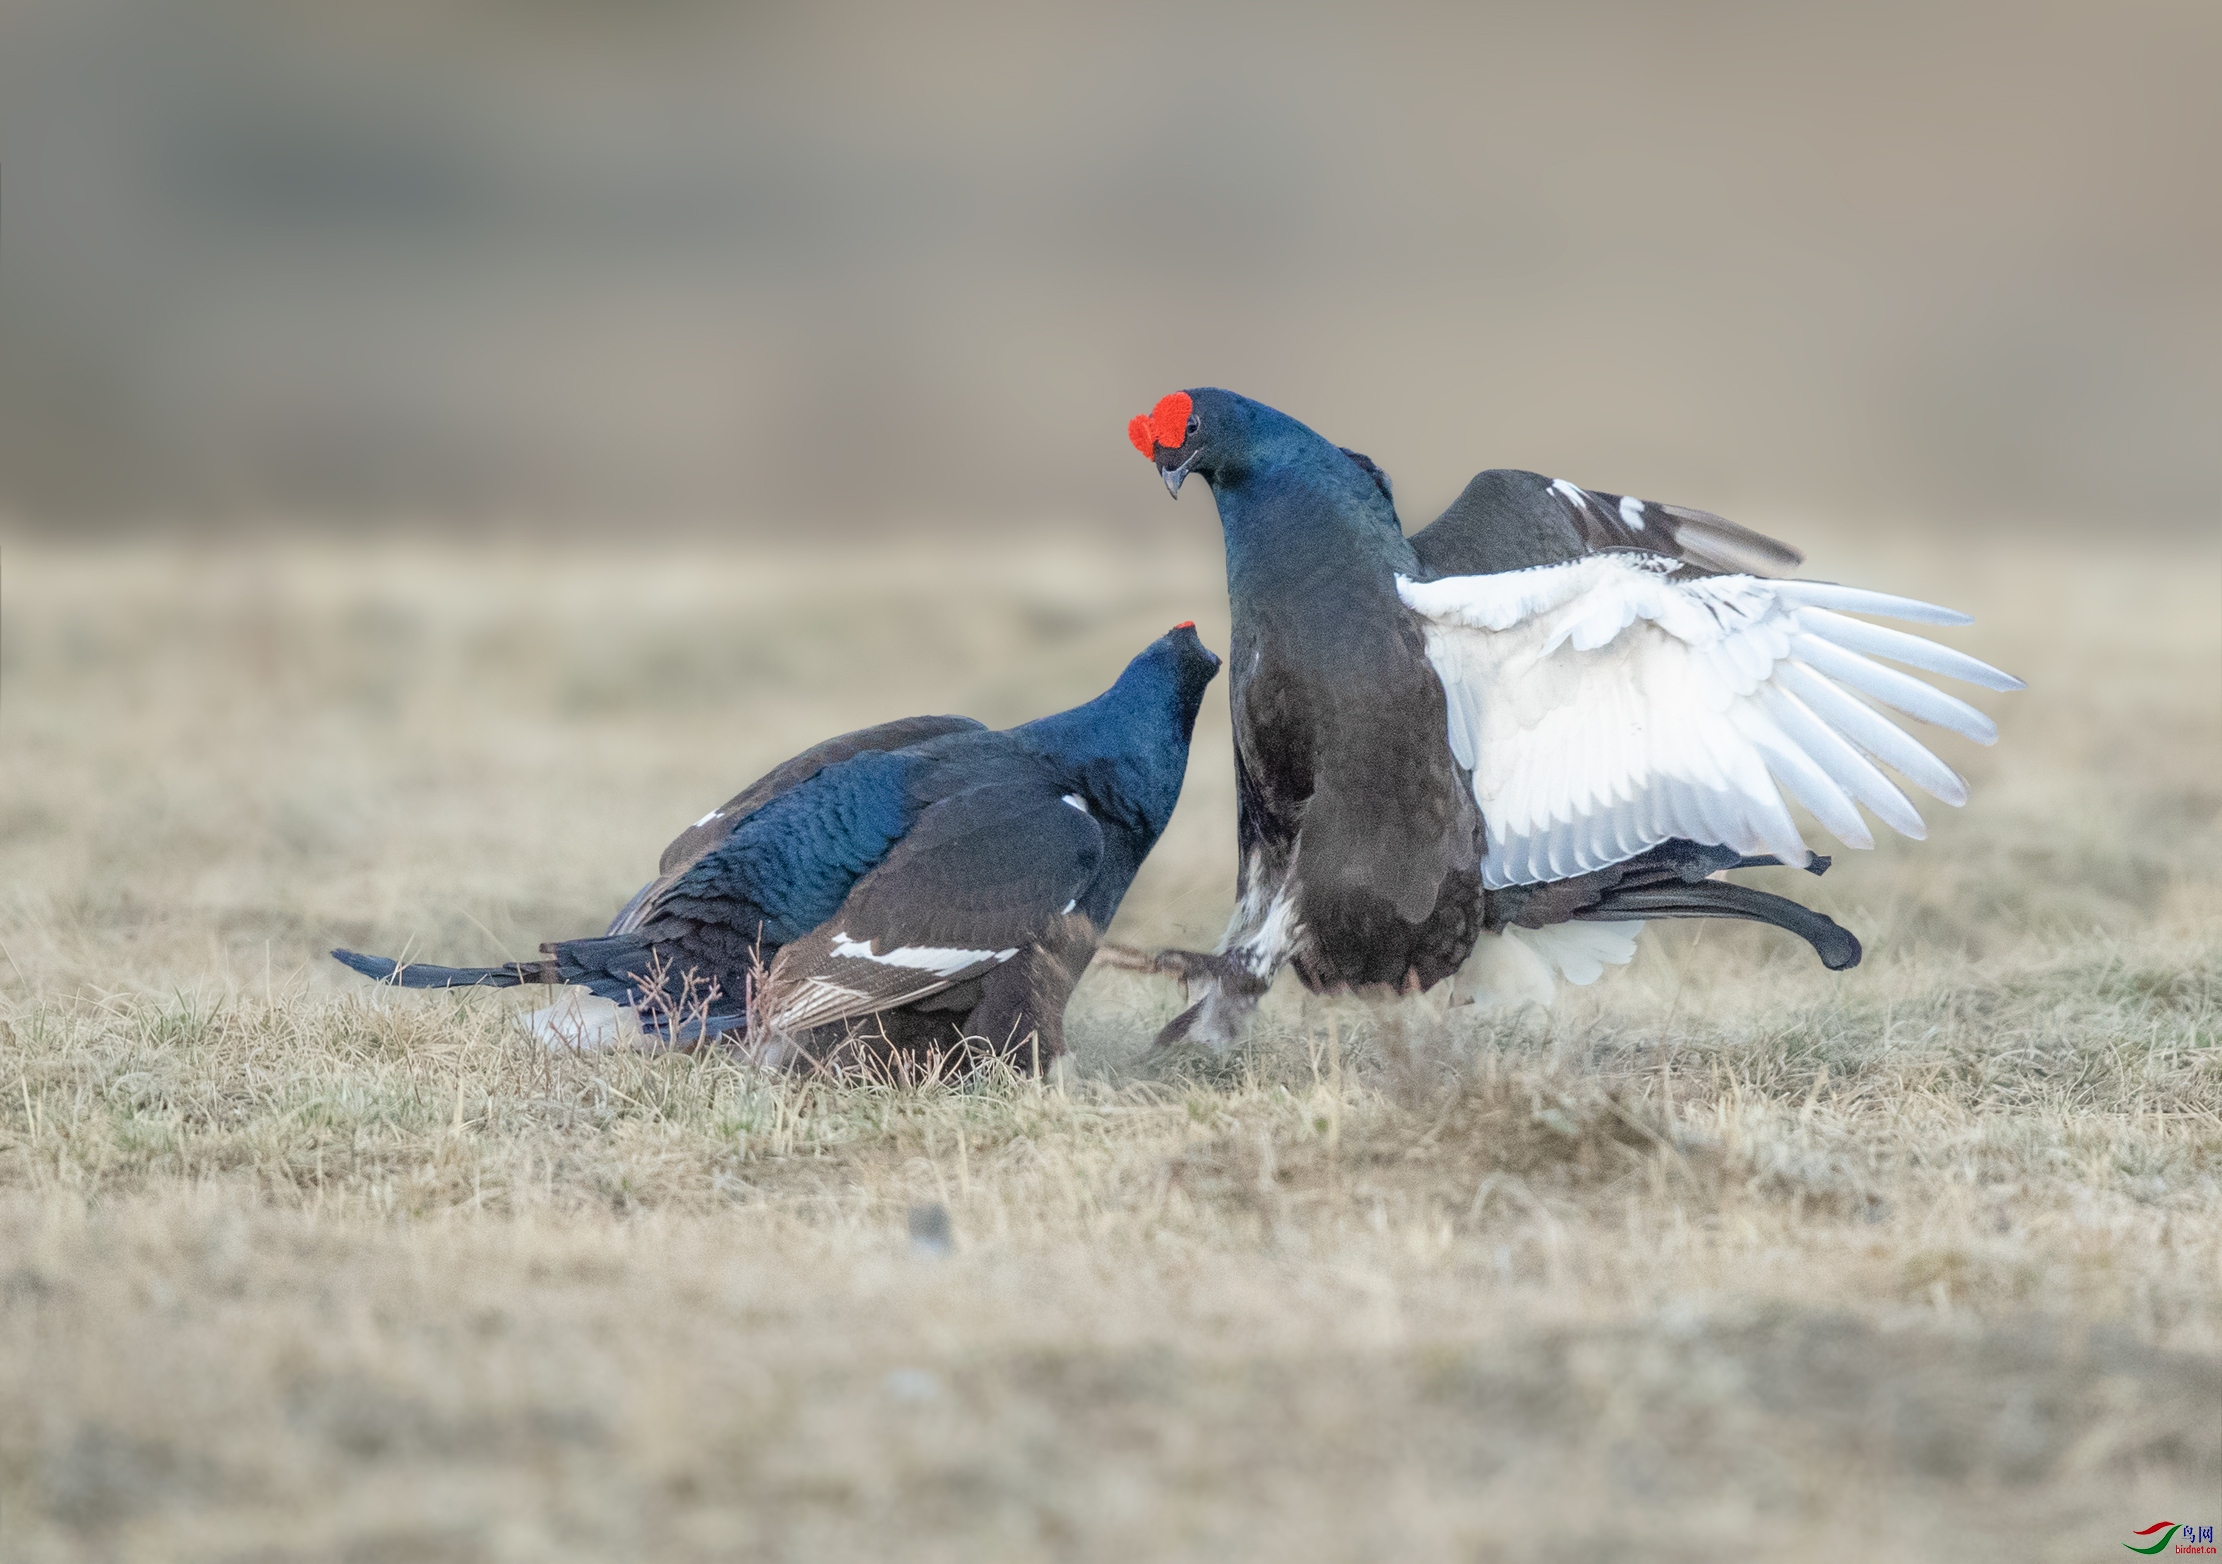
[1094,946,1273,1050]
[1151,960,1272,1050]
[1094,945,1224,982]
[962,922,1096,1075]
[1099,850,1301,1051]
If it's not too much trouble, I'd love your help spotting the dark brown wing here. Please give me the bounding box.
[606,714,984,935]
[1407,469,1803,580]
[761,782,1104,1032]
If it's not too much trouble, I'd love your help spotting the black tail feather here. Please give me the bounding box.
[333,929,713,1012]
[1572,884,1862,970]
[1607,843,1834,892]
[1739,852,1833,878]
[331,949,537,989]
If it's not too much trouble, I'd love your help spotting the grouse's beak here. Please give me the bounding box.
[1160,452,1196,498]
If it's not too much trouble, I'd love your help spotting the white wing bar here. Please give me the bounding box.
[1398,557,2021,889]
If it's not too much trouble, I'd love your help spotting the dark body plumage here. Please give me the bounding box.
[1130,389,2013,1048]
[1210,416,1485,995]
[335,627,1221,1067]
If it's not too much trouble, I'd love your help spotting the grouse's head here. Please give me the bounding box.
[1031,621,1220,819]
[1141,619,1223,709]
[1103,619,1221,747]
[1127,391,1201,495]
[1126,388,1331,498]
[1093,621,1219,821]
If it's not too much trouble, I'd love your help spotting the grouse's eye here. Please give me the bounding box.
[1186,416,1200,438]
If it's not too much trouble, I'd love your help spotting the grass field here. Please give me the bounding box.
[2,525,2217,1562]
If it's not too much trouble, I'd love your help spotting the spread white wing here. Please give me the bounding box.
[1397,555,2022,890]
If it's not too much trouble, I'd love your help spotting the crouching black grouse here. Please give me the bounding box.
[1116,389,2021,1048]
[334,624,1221,1069]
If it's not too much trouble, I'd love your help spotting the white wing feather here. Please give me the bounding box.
[1397,557,2021,890]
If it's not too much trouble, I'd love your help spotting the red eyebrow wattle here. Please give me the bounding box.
[1148,392,1193,451]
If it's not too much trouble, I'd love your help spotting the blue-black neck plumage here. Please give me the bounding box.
[1009,637,1214,837]
[1175,391,1417,602]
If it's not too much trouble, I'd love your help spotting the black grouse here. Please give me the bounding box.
[1117,389,2021,1048]
[334,624,1221,1068]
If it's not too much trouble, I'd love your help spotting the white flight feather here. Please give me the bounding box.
[1757,683,1925,838]
[1772,662,1968,805]
[765,977,876,1033]
[1396,554,2016,889]
[1793,608,2023,692]
[1789,634,1998,742]
[1768,580,1972,625]
[828,933,1018,977]
[764,935,1023,1032]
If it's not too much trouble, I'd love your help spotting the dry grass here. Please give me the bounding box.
[1,526,2218,1562]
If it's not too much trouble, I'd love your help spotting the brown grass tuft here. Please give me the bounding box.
[1,530,2217,1561]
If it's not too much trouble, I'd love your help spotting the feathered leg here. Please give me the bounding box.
[1099,843,1301,1051]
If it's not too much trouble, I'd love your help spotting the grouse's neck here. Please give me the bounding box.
[1009,671,1202,836]
[1208,457,1418,611]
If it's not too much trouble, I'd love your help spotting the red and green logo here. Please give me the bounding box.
[2135,1523,2220,1555]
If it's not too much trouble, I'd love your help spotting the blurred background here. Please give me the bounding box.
[2,0,2216,540]
[1,0,2216,982]
[5,15,2218,1556]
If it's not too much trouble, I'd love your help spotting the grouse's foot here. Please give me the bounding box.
[1151,986,1251,1051]
[1096,945,1270,1052]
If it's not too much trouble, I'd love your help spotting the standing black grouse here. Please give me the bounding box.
[334,625,1221,1068]
[1116,389,2021,1048]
